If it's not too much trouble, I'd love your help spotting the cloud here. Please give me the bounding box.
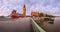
[0,0,60,16]
[28,0,60,16]
[0,0,24,16]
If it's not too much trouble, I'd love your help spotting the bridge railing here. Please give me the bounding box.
[31,18,46,32]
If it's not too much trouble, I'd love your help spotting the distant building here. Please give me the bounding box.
[31,11,39,17]
[9,5,26,18]
[31,11,47,17]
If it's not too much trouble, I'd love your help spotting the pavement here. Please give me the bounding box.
[0,17,33,32]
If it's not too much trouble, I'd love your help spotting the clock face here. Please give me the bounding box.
[23,8,26,11]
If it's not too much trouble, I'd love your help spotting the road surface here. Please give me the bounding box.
[0,17,33,32]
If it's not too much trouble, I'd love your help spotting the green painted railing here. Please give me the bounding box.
[31,19,46,32]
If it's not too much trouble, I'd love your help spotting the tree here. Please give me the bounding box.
[39,13,43,17]
[46,14,54,17]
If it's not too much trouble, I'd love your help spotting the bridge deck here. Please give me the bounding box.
[0,17,33,32]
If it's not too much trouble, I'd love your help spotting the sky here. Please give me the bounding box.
[0,0,60,16]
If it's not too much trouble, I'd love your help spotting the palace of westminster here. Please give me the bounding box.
[9,5,46,18]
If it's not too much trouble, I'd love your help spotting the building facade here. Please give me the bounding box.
[9,5,26,18]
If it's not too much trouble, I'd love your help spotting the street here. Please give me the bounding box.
[0,17,33,32]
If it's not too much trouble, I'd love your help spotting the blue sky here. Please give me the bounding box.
[0,0,60,16]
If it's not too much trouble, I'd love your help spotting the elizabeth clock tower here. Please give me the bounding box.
[23,5,26,16]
